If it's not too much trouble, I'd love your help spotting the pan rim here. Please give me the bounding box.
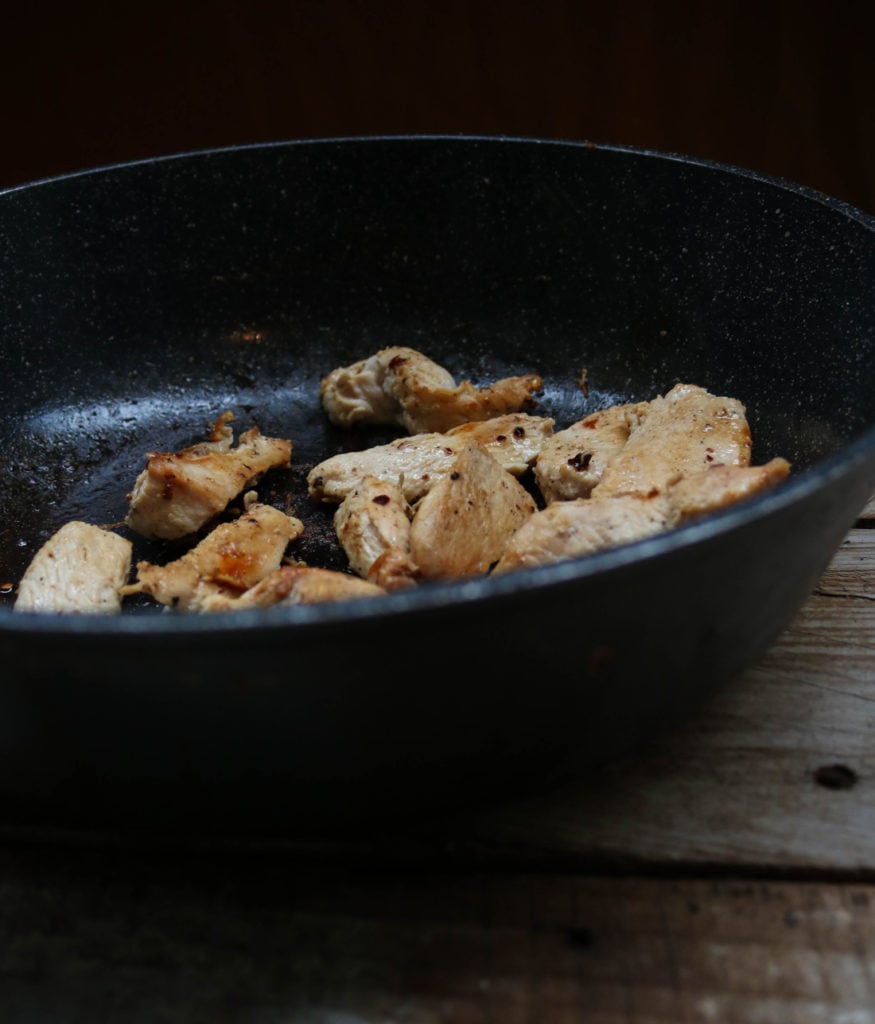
[2,133,875,638]
[3,131,874,229]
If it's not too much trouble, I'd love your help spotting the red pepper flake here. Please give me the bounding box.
[583,415,599,429]
[372,494,391,505]
[568,451,593,471]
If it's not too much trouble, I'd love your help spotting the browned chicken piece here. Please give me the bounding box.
[14,521,133,614]
[445,412,555,475]
[309,433,462,505]
[594,383,752,498]
[126,502,303,611]
[409,441,537,580]
[495,457,792,572]
[126,410,293,540]
[208,565,387,609]
[320,345,543,433]
[669,458,792,522]
[308,413,552,505]
[533,401,648,503]
[334,476,420,591]
[493,493,677,573]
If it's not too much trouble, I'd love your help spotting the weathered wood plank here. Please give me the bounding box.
[1,848,874,1024]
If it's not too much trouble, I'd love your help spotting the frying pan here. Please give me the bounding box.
[2,135,875,841]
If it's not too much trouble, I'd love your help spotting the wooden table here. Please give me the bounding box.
[3,513,875,1022]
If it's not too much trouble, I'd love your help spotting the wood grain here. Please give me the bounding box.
[4,516,875,1021]
[382,529,875,874]
[1,846,875,1023]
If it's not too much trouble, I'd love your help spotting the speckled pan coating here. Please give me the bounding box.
[1,136,874,839]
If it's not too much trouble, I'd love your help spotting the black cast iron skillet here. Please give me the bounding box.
[1,135,875,841]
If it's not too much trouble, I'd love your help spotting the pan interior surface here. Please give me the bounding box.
[2,135,875,626]
[1,136,875,837]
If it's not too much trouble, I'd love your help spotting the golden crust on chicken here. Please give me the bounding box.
[126,502,303,611]
[126,411,293,540]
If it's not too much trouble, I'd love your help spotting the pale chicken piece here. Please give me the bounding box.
[493,493,677,573]
[125,502,303,611]
[533,401,648,503]
[126,411,293,540]
[14,521,133,614]
[309,433,463,505]
[495,457,792,573]
[409,441,537,580]
[446,412,555,475]
[594,383,752,498]
[308,413,552,505]
[205,565,387,610]
[334,476,420,591]
[320,345,543,433]
[669,457,792,522]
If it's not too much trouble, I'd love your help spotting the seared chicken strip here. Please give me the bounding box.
[205,565,387,609]
[446,413,555,475]
[308,413,553,504]
[494,493,676,572]
[669,457,791,522]
[409,441,537,580]
[126,411,293,540]
[320,346,543,433]
[334,476,420,591]
[14,521,133,614]
[533,401,648,503]
[594,383,751,498]
[495,458,791,572]
[126,502,303,611]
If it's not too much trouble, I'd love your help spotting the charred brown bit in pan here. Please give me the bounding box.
[126,411,292,540]
[319,345,543,433]
[14,521,133,614]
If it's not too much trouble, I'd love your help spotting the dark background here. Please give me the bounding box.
[2,2,873,211]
